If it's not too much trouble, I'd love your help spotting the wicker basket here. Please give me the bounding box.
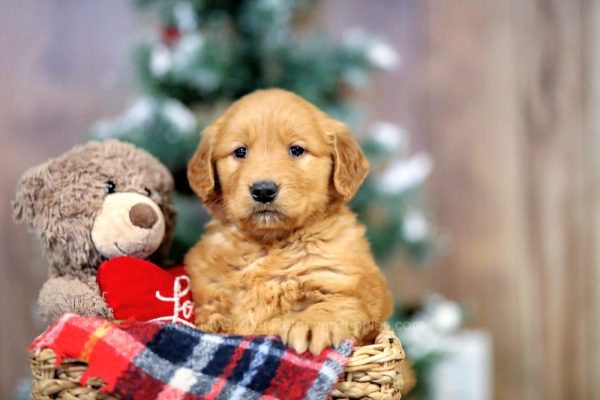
[331,325,407,400]
[30,325,406,400]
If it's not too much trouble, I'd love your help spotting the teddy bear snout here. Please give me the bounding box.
[91,192,166,260]
[129,203,158,229]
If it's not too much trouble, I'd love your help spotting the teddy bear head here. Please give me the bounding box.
[13,140,175,280]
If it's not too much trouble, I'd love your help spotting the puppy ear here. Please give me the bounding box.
[326,119,369,202]
[188,123,218,203]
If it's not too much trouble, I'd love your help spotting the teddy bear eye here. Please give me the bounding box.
[144,187,152,196]
[105,180,116,194]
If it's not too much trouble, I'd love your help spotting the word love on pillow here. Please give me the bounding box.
[97,256,195,327]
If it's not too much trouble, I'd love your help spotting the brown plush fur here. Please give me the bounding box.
[185,89,393,354]
[13,140,175,322]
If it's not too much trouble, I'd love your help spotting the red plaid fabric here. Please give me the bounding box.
[30,314,353,400]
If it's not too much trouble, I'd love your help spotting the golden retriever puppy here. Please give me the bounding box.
[185,88,393,355]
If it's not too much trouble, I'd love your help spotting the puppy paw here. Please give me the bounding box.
[282,314,356,355]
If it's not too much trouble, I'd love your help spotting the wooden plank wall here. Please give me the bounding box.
[1,1,599,399]
[0,1,139,397]
[322,1,600,399]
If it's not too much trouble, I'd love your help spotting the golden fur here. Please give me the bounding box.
[185,89,393,354]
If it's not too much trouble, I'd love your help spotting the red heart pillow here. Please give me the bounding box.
[97,256,195,326]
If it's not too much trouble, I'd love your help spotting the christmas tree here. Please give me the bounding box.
[90,1,458,398]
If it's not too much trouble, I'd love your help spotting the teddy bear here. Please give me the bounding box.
[12,139,176,323]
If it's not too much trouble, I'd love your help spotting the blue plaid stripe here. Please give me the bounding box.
[134,345,182,383]
[305,341,353,399]
[184,332,225,371]
[127,322,350,399]
[132,325,201,384]
[216,381,262,400]
[145,324,200,364]
[245,338,284,392]
[200,336,242,376]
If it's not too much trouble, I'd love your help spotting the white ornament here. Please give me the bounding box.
[150,44,173,77]
[397,296,464,359]
[125,97,156,125]
[429,300,463,333]
[342,28,400,70]
[402,210,429,242]
[368,39,401,70]
[368,122,407,151]
[398,320,441,359]
[174,2,198,31]
[91,98,156,138]
[378,153,433,194]
[172,33,205,69]
[163,100,197,133]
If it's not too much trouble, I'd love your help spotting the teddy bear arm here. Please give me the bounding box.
[38,277,114,323]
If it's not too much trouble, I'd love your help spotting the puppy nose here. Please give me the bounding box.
[129,203,158,229]
[250,181,279,203]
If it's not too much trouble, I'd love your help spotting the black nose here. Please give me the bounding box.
[250,181,279,203]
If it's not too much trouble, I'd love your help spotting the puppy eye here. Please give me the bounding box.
[105,180,116,194]
[144,187,152,196]
[289,145,305,157]
[233,146,248,159]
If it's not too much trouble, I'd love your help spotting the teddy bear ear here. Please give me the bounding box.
[12,167,46,226]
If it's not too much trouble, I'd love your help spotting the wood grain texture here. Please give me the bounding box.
[515,3,588,398]
[1,1,599,399]
[417,2,541,398]
[585,4,600,400]
[0,1,139,397]
[321,1,599,399]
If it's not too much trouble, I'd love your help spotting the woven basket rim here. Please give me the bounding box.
[30,323,406,400]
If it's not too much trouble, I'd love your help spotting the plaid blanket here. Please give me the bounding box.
[30,314,353,400]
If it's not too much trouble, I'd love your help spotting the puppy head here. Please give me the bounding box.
[188,89,368,236]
